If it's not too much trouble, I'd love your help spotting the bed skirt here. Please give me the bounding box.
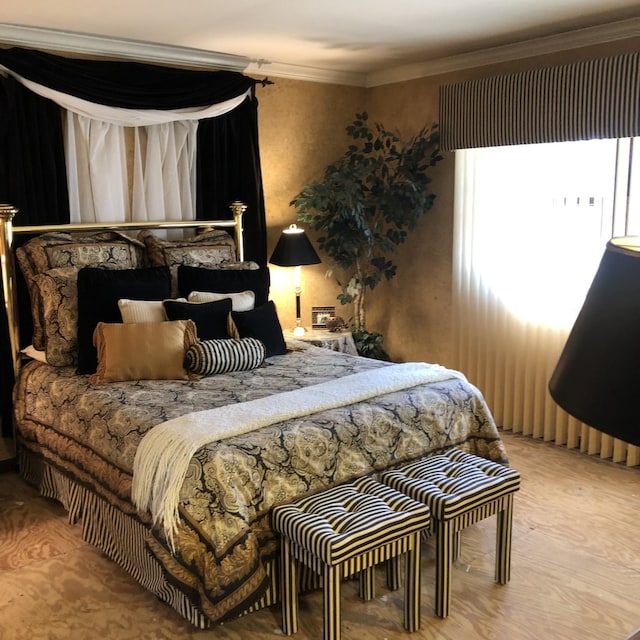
[17,447,281,630]
[17,446,330,629]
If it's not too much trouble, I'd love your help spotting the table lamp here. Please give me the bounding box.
[549,236,640,447]
[269,224,321,336]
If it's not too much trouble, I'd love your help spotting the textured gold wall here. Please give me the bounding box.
[256,37,640,365]
[255,77,365,333]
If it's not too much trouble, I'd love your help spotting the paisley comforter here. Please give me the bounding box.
[13,341,507,622]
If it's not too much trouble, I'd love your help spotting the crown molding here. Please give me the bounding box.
[0,23,251,71]
[1,18,639,88]
[366,17,640,87]
[243,60,367,87]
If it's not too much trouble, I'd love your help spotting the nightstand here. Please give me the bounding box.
[283,328,359,356]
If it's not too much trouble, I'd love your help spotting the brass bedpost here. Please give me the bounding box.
[0,204,20,380]
[229,201,247,262]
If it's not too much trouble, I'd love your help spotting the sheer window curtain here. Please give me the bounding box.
[453,140,639,465]
[132,121,198,228]
[65,112,129,222]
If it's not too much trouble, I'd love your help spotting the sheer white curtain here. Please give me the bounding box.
[131,121,198,226]
[65,113,129,223]
[66,116,198,225]
[453,139,640,464]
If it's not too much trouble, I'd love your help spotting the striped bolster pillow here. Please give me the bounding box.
[185,337,266,376]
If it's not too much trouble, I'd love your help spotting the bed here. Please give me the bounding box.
[0,205,508,629]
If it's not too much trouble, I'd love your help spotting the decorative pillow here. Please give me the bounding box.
[138,228,236,269]
[32,267,79,366]
[185,337,266,376]
[77,266,172,375]
[17,231,144,275]
[163,298,232,341]
[16,231,145,350]
[139,228,238,295]
[118,298,187,324]
[90,320,198,384]
[178,264,270,307]
[187,289,255,312]
[231,300,287,357]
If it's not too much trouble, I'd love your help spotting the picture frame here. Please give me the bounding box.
[311,306,335,329]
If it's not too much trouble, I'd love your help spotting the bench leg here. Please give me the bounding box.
[495,494,514,584]
[323,564,342,640]
[359,567,375,600]
[404,531,422,632]
[453,530,462,561]
[386,556,401,591]
[280,537,298,635]
[434,519,454,618]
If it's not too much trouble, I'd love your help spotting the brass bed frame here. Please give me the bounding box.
[0,201,247,384]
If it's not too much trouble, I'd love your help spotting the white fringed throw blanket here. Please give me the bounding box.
[132,362,464,547]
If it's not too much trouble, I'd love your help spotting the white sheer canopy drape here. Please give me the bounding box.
[2,64,251,224]
[131,121,198,226]
[65,113,129,223]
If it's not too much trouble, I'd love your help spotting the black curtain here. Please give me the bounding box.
[0,75,70,436]
[0,48,255,108]
[196,96,267,265]
[0,47,268,437]
[0,75,70,224]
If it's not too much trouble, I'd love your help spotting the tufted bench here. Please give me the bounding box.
[381,449,520,618]
[272,475,431,640]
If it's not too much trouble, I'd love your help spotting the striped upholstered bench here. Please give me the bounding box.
[272,475,431,640]
[381,449,520,618]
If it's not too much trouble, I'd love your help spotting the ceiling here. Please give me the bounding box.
[1,1,640,86]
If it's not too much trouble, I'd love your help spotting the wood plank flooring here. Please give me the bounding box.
[0,431,638,640]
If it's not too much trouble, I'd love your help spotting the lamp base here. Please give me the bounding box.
[292,325,306,337]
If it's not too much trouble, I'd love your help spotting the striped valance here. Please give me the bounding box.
[439,53,640,151]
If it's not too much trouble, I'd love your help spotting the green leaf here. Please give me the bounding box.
[290,114,443,332]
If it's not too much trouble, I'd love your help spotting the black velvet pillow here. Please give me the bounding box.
[77,266,171,374]
[177,265,271,306]
[163,298,232,341]
[231,300,287,357]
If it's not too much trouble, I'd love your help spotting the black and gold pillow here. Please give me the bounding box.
[185,337,265,376]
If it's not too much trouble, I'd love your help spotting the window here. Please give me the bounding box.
[452,138,639,457]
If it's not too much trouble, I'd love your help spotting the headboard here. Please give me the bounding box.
[0,201,247,382]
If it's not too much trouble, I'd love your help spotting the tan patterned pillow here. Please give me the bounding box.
[90,319,198,384]
[32,268,79,366]
[138,229,238,296]
[17,231,145,349]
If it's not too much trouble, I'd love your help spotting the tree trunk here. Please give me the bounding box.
[354,261,366,330]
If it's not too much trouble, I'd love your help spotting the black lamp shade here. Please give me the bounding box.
[269,224,321,267]
[549,237,640,447]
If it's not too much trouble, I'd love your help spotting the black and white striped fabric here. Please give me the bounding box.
[184,337,265,376]
[381,449,520,618]
[440,52,640,151]
[273,476,431,640]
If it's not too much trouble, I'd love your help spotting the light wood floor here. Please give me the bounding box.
[0,431,638,640]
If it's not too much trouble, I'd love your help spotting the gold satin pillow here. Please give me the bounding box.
[90,320,198,384]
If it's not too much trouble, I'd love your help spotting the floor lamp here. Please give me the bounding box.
[269,224,321,336]
[549,236,640,447]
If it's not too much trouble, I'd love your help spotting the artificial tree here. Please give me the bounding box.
[291,112,442,358]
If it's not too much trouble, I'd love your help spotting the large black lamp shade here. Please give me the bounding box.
[549,237,640,447]
[269,224,320,335]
